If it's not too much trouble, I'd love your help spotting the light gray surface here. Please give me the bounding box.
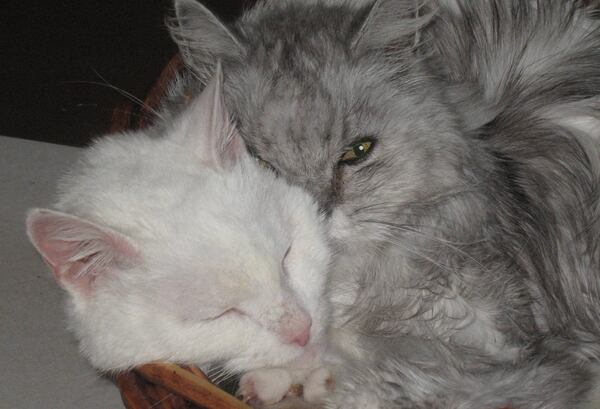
[0,136,124,409]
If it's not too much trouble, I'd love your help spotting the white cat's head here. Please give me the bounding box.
[26,66,330,373]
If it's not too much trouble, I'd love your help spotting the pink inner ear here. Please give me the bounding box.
[185,62,246,170]
[26,209,138,296]
[220,126,244,167]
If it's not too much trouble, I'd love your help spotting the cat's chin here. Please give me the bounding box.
[224,344,309,373]
[82,337,308,374]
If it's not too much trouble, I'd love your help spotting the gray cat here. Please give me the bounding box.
[165,0,600,407]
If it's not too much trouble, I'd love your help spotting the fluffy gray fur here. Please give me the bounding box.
[165,0,600,407]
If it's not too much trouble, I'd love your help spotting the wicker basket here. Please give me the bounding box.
[116,363,250,409]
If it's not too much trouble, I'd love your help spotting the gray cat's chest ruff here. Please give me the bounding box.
[328,263,519,363]
[328,209,521,363]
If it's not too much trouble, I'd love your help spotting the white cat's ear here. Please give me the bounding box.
[351,0,433,56]
[170,0,244,81]
[185,62,244,170]
[26,208,139,296]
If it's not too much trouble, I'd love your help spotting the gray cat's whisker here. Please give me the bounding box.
[359,218,489,273]
[63,78,164,121]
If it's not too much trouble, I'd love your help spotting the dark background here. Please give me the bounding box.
[2,0,249,146]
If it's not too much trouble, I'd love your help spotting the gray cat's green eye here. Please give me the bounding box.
[339,139,375,165]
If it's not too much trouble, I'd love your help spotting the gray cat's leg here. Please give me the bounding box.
[324,348,598,409]
[322,352,447,409]
[454,359,596,409]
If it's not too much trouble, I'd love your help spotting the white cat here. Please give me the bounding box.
[25,66,331,387]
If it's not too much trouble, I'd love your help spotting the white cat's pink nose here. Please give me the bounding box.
[291,322,311,347]
[245,298,313,347]
[283,316,312,347]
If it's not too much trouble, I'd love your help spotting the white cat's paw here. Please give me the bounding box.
[303,367,334,403]
[238,368,293,405]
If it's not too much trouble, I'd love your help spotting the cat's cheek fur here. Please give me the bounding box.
[329,208,353,241]
[68,291,308,372]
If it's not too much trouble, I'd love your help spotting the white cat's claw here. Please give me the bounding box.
[303,367,334,403]
[239,368,293,405]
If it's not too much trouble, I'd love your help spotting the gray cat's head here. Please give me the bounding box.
[169,0,474,252]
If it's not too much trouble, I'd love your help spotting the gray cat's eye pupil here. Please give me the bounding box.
[339,140,374,166]
[352,143,367,159]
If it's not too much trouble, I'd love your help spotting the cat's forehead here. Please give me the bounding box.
[240,2,361,50]
[228,60,397,178]
[231,4,370,140]
[69,154,293,249]
[240,79,336,165]
[228,7,410,155]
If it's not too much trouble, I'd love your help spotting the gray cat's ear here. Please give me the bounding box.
[351,0,433,56]
[184,62,244,170]
[170,0,244,80]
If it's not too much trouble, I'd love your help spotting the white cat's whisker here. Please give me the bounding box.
[148,392,176,408]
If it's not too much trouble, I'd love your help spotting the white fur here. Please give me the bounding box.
[26,71,331,375]
[303,367,334,403]
[239,368,293,404]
